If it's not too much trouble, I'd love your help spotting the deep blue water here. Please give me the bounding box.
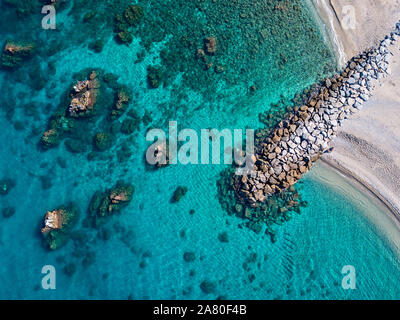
[0,0,400,299]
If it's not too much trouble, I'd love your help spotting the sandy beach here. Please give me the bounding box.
[309,162,400,255]
[312,0,400,65]
[312,1,400,217]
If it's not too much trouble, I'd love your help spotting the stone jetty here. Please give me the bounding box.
[234,22,400,207]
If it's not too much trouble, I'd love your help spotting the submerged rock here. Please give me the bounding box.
[200,280,216,294]
[63,263,77,277]
[2,207,15,218]
[121,116,140,135]
[217,168,303,241]
[204,37,217,55]
[89,181,134,227]
[218,231,229,243]
[94,132,114,151]
[147,66,163,88]
[0,178,16,195]
[65,138,87,153]
[171,186,188,203]
[111,87,131,119]
[183,252,196,262]
[40,128,61,149]
[1,40,35,69]
[40,70,101,150]
[116,31,133,44]
[114,4,143,44]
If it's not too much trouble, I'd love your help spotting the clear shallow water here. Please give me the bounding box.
[0,0,399,299]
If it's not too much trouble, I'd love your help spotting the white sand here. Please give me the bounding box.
[311,1,400,218]
[312,0,400,65]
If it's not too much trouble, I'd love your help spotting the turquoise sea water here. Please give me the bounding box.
[0,0,400,299]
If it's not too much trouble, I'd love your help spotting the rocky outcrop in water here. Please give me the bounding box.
[89,181,134,227]
[234,24,400,207]
[40,69,100,148]
[41,204,79,250]
[41,209,64,234]
[68,71,100,117]
[1,40,35,69]
[40,70,100,149]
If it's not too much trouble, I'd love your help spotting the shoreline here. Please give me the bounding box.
[312,0,400,62]
[312,2,400,232]
[319,158,400,226]
[309,0,347,67]
[234,21,397,206]
[309,160,400,257]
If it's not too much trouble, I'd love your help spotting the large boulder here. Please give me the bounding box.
[41,204,79,250]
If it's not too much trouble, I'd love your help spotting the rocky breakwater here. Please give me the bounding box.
[234,25,400,207]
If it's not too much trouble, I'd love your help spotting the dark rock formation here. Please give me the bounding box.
[204,37,217,55]
[89,181,134,227]
[200,280,216,294]
[171,186,188,203]
[1,40,35,69]
[183,252,196,262]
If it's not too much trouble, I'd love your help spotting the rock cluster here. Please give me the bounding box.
[41,69,135,151]
[218,168,306,242]
[89,181,134,227]
[114,4,143,44]
[68,71,100,117]
[40,70,100,149]
[111,88,131,119]
[234,24,400,207]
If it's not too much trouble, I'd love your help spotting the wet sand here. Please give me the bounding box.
[308,162,400,256]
